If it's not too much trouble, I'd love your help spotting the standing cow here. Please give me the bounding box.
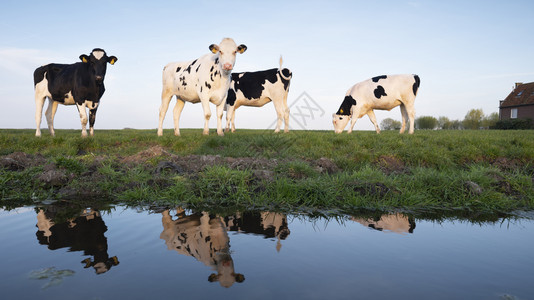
[34,48,117,137]
[224,57,292,133]
[158,38,247,136]
[332,74,420,134]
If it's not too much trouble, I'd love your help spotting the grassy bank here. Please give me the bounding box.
[1,129,533,214]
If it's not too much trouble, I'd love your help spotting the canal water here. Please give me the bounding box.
[0,203,532,300]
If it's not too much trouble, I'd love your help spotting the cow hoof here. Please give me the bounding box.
[203,131,209,136]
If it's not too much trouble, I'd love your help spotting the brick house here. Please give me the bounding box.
[499,82,534,120]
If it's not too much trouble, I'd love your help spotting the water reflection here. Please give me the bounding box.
[35,207,119,274]
[351,213,416,234]
[160,209,291,287]
[224,212,290,252]
[160,209,245,288]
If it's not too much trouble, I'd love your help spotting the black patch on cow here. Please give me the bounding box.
[279,68,292,90]
[205,82,211,89]
[214,57,219,64]
[184,59,197,74]
[413,75,420,96]
[226,88,236,106]
[182,81,187,86]
[231,68,278,100]
[176,66,181,73]
[210,65,214,72]
[336,95,356,115]
[195,64,201,73]
[374,85,387,99]
[372,75,387,82]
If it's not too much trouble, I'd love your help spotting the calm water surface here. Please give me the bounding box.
[0,204,533,300]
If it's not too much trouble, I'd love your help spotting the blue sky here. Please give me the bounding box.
[1,0,533,132]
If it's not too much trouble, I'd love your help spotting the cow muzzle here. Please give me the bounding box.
[95,75,104,83]
[222,63,233,71]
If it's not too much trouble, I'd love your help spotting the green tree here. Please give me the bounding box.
[482,112,499,129]
[415,116,438,130]
[438,116,450,129]
[463,109,484,129]
[380,118,401,130]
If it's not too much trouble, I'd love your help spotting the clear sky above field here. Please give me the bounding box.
[1,0,533,132]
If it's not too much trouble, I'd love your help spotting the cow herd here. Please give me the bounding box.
[33,38,420,137]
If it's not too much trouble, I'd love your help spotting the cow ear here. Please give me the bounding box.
[237,44,247,54]
[80,55,90,63]
[108,56,118,65]
[209,44,219,54]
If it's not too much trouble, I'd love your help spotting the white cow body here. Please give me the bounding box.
[158,38,247,136]
[333,74,420,134]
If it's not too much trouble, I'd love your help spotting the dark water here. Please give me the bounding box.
[0,204,533,300]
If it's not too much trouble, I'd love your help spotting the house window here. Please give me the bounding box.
[515,91,523,97]
[511,108,518,119]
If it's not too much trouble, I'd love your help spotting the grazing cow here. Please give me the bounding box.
[225,57,292,133]
[160,209,245,288]
[33,48,117,137]
[332,74,420,134]
[158,38,247,136]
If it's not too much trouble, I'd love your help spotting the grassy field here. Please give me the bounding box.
[1,128,533,215]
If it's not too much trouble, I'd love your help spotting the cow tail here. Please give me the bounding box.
[278,55,292,81]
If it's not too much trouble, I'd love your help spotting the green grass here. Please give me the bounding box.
[1,128,533,214]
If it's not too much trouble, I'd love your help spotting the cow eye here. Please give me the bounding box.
[339,117,343,120]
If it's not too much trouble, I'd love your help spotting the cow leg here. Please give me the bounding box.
[283,93,290,133]
[45,100,59,137]
[89,108,98,136]
[172,99,185,136]
[273,97,284,133]
[231,107,237,133]
[76,103,88,137]
[216,102,225,136]
[201,99,212,135]
[225,105,235,133]
[347,107,361,134]
[403,101,416,134]
[367,110,381,134]
[35,95,46,137]
[158,91,173,136]
[399,104,408,134]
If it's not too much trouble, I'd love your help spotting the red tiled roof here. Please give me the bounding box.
[500,82,534,107]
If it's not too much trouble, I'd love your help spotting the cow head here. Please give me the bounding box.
[80,48,118,84]
[209,38,247,75]
[332,114,350,133]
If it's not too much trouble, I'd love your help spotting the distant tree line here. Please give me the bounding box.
[381,109,533,130]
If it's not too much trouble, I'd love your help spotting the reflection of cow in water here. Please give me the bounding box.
[352,213,416,234]
[36,208,119,274]
[160,209,245,288]
[224,212,290,252]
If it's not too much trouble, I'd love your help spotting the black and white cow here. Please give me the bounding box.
[333,74,420,134]
[225,57,292,133]
[33,48,117,137]
[158,38,247,136]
